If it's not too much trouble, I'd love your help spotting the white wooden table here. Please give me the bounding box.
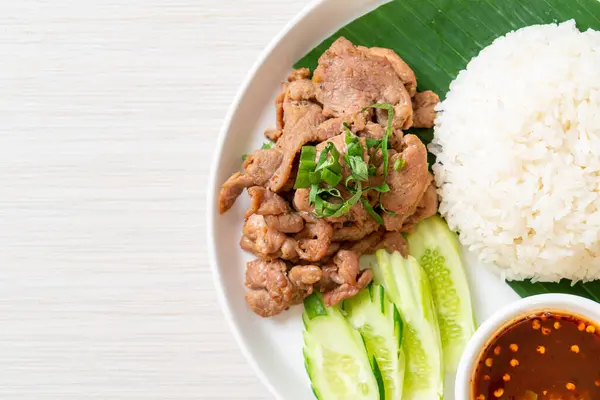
[0,1,306,398]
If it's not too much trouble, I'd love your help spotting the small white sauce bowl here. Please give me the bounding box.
[455,293,600,399]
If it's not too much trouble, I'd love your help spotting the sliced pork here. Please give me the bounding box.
[219,148,283,214]
[412,90,440,128]
[244,259,294,317]
[269,78,327,192]
[264,214,304,234]
[295,216,333,262]
[323,268,373,307]
[288,265,322,291]
[401,182,439,232]
[218,37,440,317]
[246,186,289,217]
[381,134,431,231]
[347,229,409,257]
[313,37,413,129]
[244,258,308,317]
[240,214,288,258]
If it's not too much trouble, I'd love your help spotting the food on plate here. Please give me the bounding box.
[218,37,440,317]
[431,21,600,282]
[302,294,381,400]
[213,0,600,396]
[344,283,406,399]
[373,250,444,399]
[302,218,475,399]
[407,215,476,372]
[473,311,600,399]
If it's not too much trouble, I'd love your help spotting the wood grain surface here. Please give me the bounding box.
[0,1,306,398]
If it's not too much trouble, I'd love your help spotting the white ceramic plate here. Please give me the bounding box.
[207,1,521,398]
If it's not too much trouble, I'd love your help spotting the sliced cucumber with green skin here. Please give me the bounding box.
[373,250,444,400]
[303,294,380,400]
[343,283,406,400]
[407,215,476,373]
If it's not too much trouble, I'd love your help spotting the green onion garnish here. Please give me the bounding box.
[294,170,311,189]
[347,156,369,181]
[321,168,342,187]
[362,103,394,184]
[311,186,346,217]
[293,103,396,222]
[344,127,369,182]
[393,158,406,171]
[299,146,317,171]
[309,171,322,185]
[365,183,390,193]
[315,142,341,172]
[324,181,363,218]
[365,138,381,148]
[379,202,397,216]
[361,198,384,225]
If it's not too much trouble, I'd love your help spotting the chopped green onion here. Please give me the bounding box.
[346,143,363,161]
[323,201,343,213]
[361,198,384,225]
[345,175,357,188]
[309,185,343,208]
[379,202,397,216]
[368,164,377,176]
[365,183,390,193]
[299,104,397,220]
[241,154,248,162]
[325,182,363,218]
[365,138,381,148]
[313,194,324,215]
[294,170,311,189]
[316,144,330,168]
[301,160,317,171]
[344,132,363,159]
[315,142,341,172]
[300,145,316,160]
[328,162,342,174]
[347,156,369,181]
[362,103,394,183]
[309,184,319,204]
[299,146,317,171]
[311,186,346,218]
[317,187,342,198]
[342,122,354,136]
[393,158,406,171]
[343,126,353,141]
[309,171,322,184]
[300,160,317,172]
[321,168,342,187]
[343,125,371,183]
[361,103,395,215]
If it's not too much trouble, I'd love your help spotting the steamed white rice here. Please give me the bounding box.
[431,21,600,282]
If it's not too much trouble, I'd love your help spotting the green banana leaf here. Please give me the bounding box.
[295,0,600,301]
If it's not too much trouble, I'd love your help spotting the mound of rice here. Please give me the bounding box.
[431,21,600,282]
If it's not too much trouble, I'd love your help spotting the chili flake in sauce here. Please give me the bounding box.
[472,311,600,399]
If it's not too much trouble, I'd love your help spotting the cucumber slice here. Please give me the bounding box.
[302,294,380,400]
[344,284,406,400]
[373,250,444,400]
[407,215,476,372]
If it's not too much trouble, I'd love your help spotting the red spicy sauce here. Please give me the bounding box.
[472,311,600,400]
